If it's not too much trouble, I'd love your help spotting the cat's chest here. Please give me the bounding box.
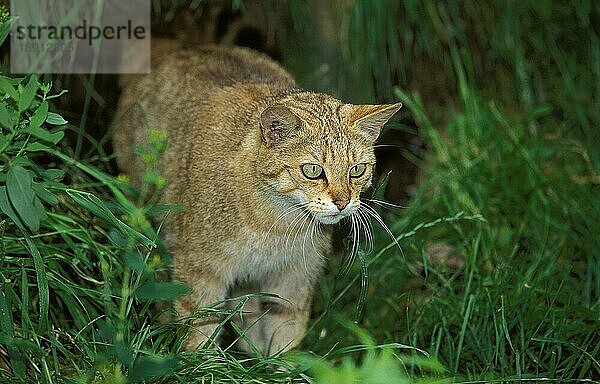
[221,225,331,280]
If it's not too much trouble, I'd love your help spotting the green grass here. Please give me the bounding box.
[1,1,599,383]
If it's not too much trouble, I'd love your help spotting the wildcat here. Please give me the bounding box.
[113,44,401,355]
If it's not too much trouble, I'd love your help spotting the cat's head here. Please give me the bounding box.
[258,92,401,225]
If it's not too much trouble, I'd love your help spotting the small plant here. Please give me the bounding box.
[292,318,447,384]
[0,18,181,382]
[0,74,68,233]
[0,75,183,381]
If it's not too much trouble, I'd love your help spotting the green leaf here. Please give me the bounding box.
[46,112,68,125]
[33,196,47,222]
[128,355,179,383]
[23,126,64,145]
[114,340,135,368]
[0,186,25,229]
[0,101,12,129]
[20,267,30,335]
[28,100,48,129]
[21,230,49,334]
[25,142,51,152]
[0,279,26,378]
[18,75,38,113]
[9,156,31,168]
[6,165,39,232]
[0,277,15,338]
[124,249,146,275]
[0,18,15,46]
[135,282,191,301]
[32,182,59,205]
[43,168,65,181]
[0,76,19,101]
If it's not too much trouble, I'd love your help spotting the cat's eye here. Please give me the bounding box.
[350,163,367,178]
[301,164,324,179]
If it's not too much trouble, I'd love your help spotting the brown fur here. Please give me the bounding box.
[113,44,400,355]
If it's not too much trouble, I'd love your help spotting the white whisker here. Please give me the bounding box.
[360,203,403,255]
[260,202,309,253]
[364,198,408,210]
[264,202,309,239]
[298,212,314,274]
[340,214,360,275]
[373,144,404,149]
[309,218,323,260]
[359,210,372,252]
[355,209,374,254]
[285,209,311,260]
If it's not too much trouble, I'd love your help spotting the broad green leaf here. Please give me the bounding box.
[7,165,39,232]
[46,112,68,125]
[7,166,35,203]
[124,249,146,274]
[0,18,15,46]
[0,101,12,129]
[33,196,47,222]
[43,168,65,181]
[25,142,50,152]
[8,156,31,168]
[23,126,64,145]
[0,77,19,101]
[360,351,409,384]
[0,76,22,85]
[128,355,179,382]
[114,339,135,368]
[135,281,191,301]
[18,75,38,113]
[30,167,65,181]
[29,101,48,129]
[0,186,25,229]
[32,182,59,205]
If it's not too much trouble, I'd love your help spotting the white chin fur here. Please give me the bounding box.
[315,213,346,225]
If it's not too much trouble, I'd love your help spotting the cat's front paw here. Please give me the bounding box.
[182,325,220,351]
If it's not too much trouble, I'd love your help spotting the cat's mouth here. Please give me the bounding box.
[314,211,351,225]
[306,199,358,225]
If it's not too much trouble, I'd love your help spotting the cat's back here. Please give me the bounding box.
[139,44,295,101]
[167,45,295,88]
[113,44,296,182]
[118,44,295,117]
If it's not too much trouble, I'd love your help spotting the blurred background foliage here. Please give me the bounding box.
[0,0,598,382]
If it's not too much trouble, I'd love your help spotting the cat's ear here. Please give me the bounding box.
[345,102,402,141]
[260,105,301,147]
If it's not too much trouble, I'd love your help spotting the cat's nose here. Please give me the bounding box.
[333,197,350,211]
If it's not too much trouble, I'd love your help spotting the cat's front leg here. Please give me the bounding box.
[259,267,320,355]
[175,269,228,351]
